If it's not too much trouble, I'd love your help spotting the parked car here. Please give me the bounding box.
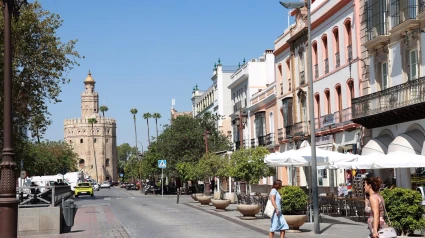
[75,182,94,197]
[90,181,100,191]
[101,181,111,189]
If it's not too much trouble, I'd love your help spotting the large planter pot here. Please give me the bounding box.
[236,204,261,220]
[191,193,204,202]
[283,214,307,232]
[211,199,231,211]
[197,196,212,206]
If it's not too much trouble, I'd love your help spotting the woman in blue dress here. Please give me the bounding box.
[269,180,289,238]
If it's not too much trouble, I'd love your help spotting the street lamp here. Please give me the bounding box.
[0,1,26,236]
[202,130,211,195]
[280,0,320,234]
[234,111,247,150]
[139,153,143,193]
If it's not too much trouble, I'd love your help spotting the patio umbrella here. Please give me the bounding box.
[333,152,425,169]
[264,145,358,167]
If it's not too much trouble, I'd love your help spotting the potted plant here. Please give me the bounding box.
[278,186,308,232]
[381,187,425,236]
[230,147,274,219]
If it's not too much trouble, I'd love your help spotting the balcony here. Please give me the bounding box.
[347,45,352,61]
[251,82,276,106]
[342,107,352,123]
[300,71,305,85]
[324,58,329,74]
[251,138,256,148]
[335,52,340,68]
[266,133,274,145]
[322,114,334,127]
[278,128,284,141]
[233,99,246,113]
[365,0,389,49]
[258,135,266,146]
[391,1,418,28]
[333,111,342,125]
[293,121,309,136]
[352,77,425,128]
[285,125,293,139]
[314,64,318,79]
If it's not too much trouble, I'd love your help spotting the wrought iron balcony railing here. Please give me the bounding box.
[285,125,293,139]
[314,64,319,79]
[347,45,352,61]
[322,113,334,127]
[366,0,388,41]
[300,71,305,85]
[335,52,340,68]
[293,121,309,136]
[342,107,352,123]
[352,77,425,119]
[251,138,256,148]
[277,128,284,141]
[391,1,418,27]
[334,111,342,125]
[324,58,329,74]
[258,135,266,146]
[266,133,274,145]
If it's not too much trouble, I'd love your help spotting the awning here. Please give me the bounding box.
[362,134,393,155]
[388,129,425,154]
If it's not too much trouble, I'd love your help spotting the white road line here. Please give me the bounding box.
[116,198,123,199]
[104,197,111,200]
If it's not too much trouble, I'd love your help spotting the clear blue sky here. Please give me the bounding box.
[42,0,292,151]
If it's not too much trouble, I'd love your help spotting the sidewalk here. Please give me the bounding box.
[19,203,131,238]
[184,201,371,237]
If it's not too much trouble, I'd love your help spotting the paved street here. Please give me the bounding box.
[22,187,372,237]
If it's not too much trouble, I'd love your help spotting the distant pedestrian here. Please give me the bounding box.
[269,180,288,238]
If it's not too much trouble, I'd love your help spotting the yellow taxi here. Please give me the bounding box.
[75,182,94,197]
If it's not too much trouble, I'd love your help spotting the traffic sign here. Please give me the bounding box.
[158,160,166,169]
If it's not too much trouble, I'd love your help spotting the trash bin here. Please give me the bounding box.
[62,199,77,228]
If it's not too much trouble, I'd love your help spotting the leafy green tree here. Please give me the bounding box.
[117,143,138,179]
[0,1,81,146]
[228,147,274,187]
[22,140,78,176]
[143,112,152,146]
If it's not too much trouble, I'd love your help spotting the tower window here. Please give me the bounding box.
[94,109,97,112]
[106,158,110,167]
[106,139,109,143]
[80,139,83,143]
[94,138,97,143]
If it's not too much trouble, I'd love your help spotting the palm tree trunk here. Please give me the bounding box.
[155,118,158,139]
[92,125,99,183]
[146,119,151,146]
[133,116,138,153]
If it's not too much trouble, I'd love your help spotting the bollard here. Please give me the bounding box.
[177,188,180,204]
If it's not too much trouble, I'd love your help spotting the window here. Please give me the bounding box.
[282,98,293,126]
[409,50,417,80]
[278,64,283,94]
[381,62,388,89]
[94,138,97,143]
[106,138,109,143]
[301,98,307,122]
[325,90,331,114]
[299,50,305,85]
[333,28,340,68]
[347,80,355,107]
[79,159,85,165]
[345,20,352,61]
[269,112,274,134]
[336,86,343,122]
[315,94,321,125]
[313,42,318,78]
[106,158,110,167]
[286,60,291,91]
[80,139,83,143]
[322,35,329,74]
[255,112,266,137]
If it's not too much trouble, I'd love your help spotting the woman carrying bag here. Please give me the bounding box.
[268,180,289,238]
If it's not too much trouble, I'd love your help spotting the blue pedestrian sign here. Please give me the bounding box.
[158,160,166,169]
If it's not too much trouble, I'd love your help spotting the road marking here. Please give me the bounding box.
[104,197,111,200]
[116,198,123,199]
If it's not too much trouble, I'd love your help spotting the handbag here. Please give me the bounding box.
[377,201,397,238]
[264,199,274,217]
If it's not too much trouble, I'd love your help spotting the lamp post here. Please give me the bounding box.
[234,111,247,150]
[0,1,26,236]
[202,130,211,195]
[139,153,143,193]
[280,1,319,234]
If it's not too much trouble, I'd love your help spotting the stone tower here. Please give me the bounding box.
[64,72,118,182]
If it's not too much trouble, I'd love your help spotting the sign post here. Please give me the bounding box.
[158,160,167,199]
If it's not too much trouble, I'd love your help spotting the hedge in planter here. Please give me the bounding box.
[381,187,425,236]
[278,186,308,215]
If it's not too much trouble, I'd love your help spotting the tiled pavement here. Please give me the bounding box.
[19,204,130,238]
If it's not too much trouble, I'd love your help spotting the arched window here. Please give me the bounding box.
[105,158,110,167]
[269,112,274,135]
[347,79,355,107]
[79,159,85,165]
[278,64,283,94]
[324,89,331,114]
[333,27,340,68]
[286,59,291,91]
[80,139,83,143]
[312,41,318,78]
[315,94,321,128]
[344,19,352,62]
[335,85,343,123]
[322,35,329,74]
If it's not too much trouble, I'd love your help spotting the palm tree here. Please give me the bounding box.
[99,105,109,180]
[99,105,109,117]
[130,109,139,154]
[152,113,161,140]
[143,113,152,146]
[88,118,99,183]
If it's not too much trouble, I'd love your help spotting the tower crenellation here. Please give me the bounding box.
[64,72,118,182]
